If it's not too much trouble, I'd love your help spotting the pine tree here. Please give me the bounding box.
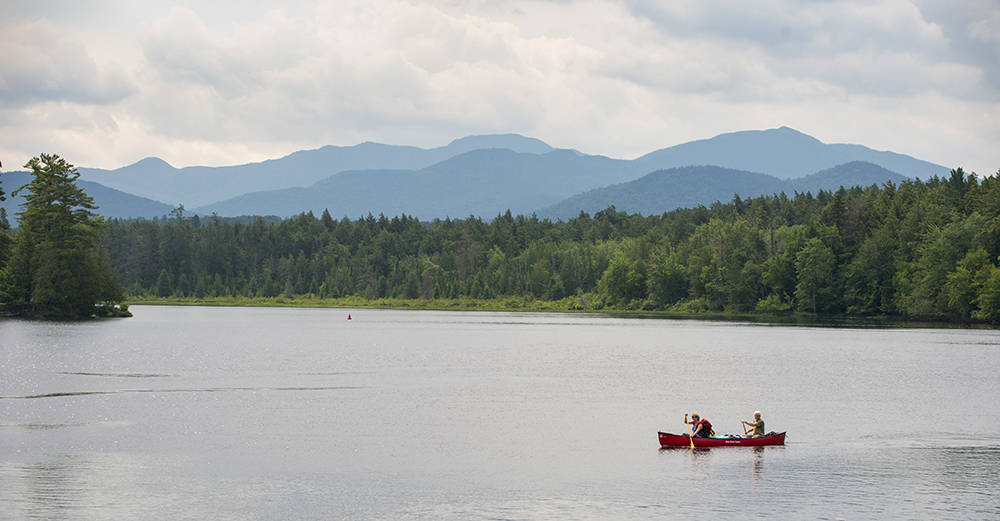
[0,173,12,268]
[2,154,130,317]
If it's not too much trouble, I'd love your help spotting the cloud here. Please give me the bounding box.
[612,0,995,100]
[129,2,611,149]
[968,10,1000,44]
[621,0,950,53]
[0,18,135,106]
[139,7,322,97]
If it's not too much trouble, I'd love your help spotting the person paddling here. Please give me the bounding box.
[684,413,713,438]
[741,411,765,438]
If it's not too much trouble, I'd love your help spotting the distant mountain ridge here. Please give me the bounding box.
[21,127,951,220]
[193,148,631,219]
[77,134,557,208]
[632,127,946,180]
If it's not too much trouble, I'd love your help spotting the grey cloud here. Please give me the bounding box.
[138,7,321,98]
[913,0,1000,97]
[132,4,551,144]
[0,19,135,106]
[611,0,996,100]
[386,7,521,74]
[621,1,948,55]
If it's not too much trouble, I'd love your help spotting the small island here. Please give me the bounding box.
[0,154,130,318]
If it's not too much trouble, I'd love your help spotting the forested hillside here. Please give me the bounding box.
[103,168,1000,323]
[538,161,910,221]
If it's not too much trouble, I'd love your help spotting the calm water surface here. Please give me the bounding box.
[2,305,999,520]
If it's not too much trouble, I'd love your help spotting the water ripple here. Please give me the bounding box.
[58,372,176,378]
[0,421,129,430]
[0,386,364,400]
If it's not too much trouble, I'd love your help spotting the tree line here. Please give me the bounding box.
[97,166,1000,323]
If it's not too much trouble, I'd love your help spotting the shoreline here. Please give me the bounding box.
[123,296,994,329]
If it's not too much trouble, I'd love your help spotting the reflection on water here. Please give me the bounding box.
[750,446,765,476]
[2,305,999,520]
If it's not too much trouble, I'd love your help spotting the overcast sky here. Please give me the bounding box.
[1,0,997,175]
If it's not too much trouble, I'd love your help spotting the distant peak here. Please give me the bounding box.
[720,126,813,139]
[734,126,825,144]
[131,157,174,168]
[770,126,819,139]
[116,156,176,173]
[443,134,554,155]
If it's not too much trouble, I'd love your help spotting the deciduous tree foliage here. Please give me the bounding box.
[0,154,129,317]
[100,166,1000,323]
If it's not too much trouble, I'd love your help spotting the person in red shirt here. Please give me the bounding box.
[684,413,713,438]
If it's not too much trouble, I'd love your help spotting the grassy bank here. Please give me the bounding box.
[125,295,995,329]
[126,294,595,312]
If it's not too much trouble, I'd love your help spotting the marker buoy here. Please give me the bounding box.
[348,314,352,320]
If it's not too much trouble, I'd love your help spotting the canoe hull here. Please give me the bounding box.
[658,431,786,447]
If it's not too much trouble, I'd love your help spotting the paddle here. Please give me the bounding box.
[688,414,696,450]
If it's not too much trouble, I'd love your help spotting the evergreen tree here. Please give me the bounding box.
[2,154,129,317]
[0,175,12,268]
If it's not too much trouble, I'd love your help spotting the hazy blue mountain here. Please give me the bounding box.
[536,161,911,220]
[77,134,556,208]
[66,127,951,220]
[633,127,947,180]
[0,171,174,222]
[193,149,633,219]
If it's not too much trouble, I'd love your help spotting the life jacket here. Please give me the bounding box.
[696,419,714,437]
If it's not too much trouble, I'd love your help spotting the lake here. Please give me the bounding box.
[2,305,999,520]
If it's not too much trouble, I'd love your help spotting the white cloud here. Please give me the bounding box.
[127,1,615,152]
[968,8,1000,44]
[0,19,135,106]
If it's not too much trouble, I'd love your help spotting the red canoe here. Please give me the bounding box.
[658,431,786,448]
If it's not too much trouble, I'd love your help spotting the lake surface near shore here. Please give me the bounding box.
[2,305,999,520]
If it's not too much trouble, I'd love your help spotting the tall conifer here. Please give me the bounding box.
[3,154,129,317]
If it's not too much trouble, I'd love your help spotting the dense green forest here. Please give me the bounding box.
[100,167,1000,323]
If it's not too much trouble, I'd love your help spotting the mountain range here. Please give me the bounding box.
[0,127,950,222]
[76,134,560,208]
